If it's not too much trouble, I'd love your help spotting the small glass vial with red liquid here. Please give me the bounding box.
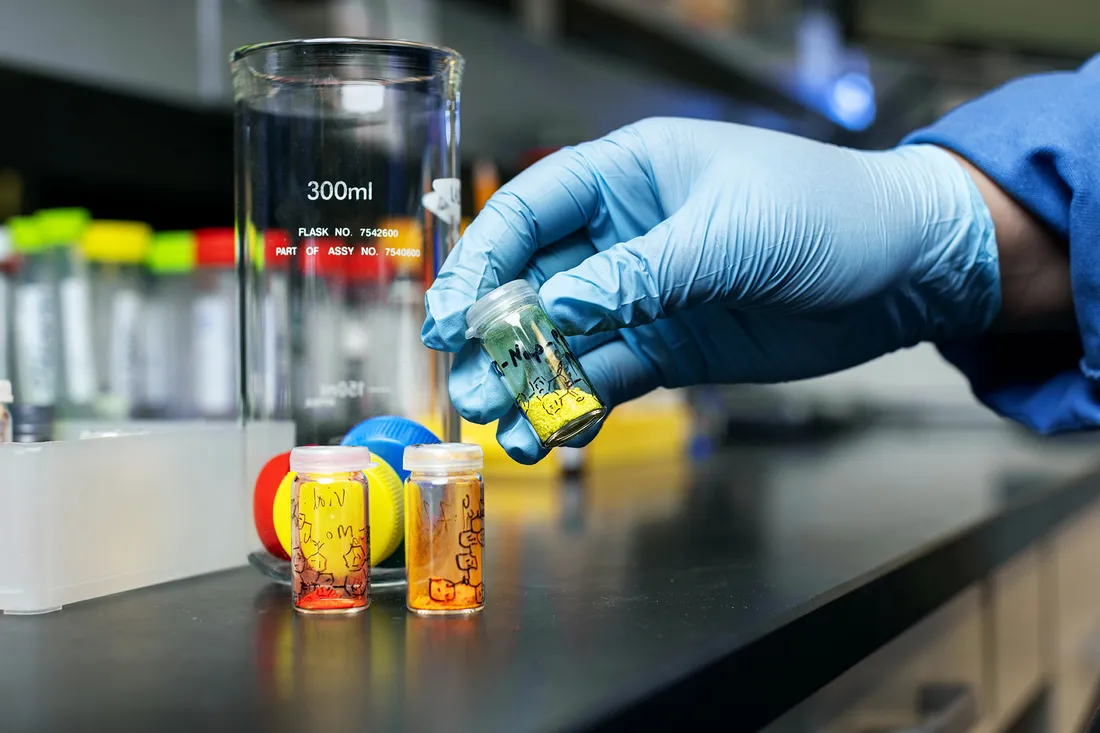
[403,443,485,615]
[290,446,372,614]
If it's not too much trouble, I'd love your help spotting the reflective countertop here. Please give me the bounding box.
[1,427,1098,733]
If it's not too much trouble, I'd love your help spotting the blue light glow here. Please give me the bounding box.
[826,72,876,130]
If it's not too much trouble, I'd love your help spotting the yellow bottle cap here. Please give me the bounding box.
[8,215,44,254]
[82,220,152,264]
[35,207,90,246]
[147,231,196,274]
[273,454,405,567]
[376,216,423,276]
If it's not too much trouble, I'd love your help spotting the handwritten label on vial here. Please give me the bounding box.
[292,478,370,609]
[496,330,574,372]
[407,478,485,612]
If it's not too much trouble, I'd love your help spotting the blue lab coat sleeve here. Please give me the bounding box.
[902,56,1100,433]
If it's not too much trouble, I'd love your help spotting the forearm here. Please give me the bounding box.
[899,57,1100,433]
[940,149,1074,332]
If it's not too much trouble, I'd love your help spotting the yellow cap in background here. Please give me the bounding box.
[147,231,196,274]
[376,216,423,277]
[35,208,90,246]
[7,215,43,254]
[82,220,153,264]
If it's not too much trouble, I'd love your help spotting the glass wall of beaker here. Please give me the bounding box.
[232,39,463,447]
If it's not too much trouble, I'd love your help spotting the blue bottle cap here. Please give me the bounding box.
[341,415,441,482]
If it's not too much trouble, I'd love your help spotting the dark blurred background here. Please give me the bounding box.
[0,0,1092,430]
[0,0,1090,227]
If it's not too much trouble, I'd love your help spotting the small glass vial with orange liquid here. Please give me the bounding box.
[290,446,372,614]
[403,443,485,615]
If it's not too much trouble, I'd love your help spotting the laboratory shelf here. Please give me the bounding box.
[456,0,842,135]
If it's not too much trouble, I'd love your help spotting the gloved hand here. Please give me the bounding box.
[423,118,1002,463]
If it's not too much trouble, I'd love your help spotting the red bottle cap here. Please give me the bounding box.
[300,237,347,278]
[344,245,389,282]
[195,228,236,269]
[262,229,292,271]
[253,451,291,561]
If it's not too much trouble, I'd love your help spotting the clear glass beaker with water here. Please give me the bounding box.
[232,39,463,451]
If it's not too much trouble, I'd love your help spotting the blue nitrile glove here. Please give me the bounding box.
[423,118,1001,463]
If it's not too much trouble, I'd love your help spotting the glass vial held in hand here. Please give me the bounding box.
[289,446,372,614]
[464,281,606,448]
[403,443,485,615]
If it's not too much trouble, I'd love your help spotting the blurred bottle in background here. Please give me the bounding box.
[141,231,196,419]
[0,378,11,443]
[193,228,238,420]
[39,208,97,418]
[673,0,746,29]
[297,238,350,437]
[472,160,500,215]
[385,222,430,423]
[0,226,11,385]
[84,220,152,419]
[8,215,62,420]
[340,233,390,419]
[256,229,292,420]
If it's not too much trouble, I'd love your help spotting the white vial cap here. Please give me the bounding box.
[464,280,541,339]
[0,380,11,403]
[403,442,484,473]
[290,445,373,474]
[0,226,10,262]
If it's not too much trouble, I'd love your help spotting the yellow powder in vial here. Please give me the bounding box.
[520,388,602,443]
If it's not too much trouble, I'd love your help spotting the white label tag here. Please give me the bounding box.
[262,276,289,414]
[193,293,235,416]
[0,276,9,382]
[14,282,58,404]
[393,283,429,418]
[422,177,462,225]
[109,288,143,403]
[60,277,97,403]
[143,300,170,406]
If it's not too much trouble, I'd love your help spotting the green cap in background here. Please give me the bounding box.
[147,231,196,274]
[35,208,91,246]
[8,215,43,254]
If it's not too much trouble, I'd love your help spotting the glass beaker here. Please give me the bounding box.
[232,39,463,449]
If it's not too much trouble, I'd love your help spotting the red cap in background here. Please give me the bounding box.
[299,237,347,278]
[519,146,563,170]
[298,237,394,283]
[344,244,390,283]
[195,228,236,268]
[262,229,292,271]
